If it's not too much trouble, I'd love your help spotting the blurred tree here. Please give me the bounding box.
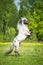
[0,0,43,41]
[19,0,42,18]
[19,0,43,41]
[32,1,43,41]
[0,0,18,41]
[0,0,18,35]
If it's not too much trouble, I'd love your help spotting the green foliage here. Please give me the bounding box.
[0,0,18,35]
[19,0,43,41]
[31,1,43,41]
[0,0,18,41]
[0,0,43,42]
[5,27,16,42]
[1,27,16,42]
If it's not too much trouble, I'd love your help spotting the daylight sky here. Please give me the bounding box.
[14,0,20,11]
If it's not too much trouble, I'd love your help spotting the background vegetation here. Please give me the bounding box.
[0,0,43,42]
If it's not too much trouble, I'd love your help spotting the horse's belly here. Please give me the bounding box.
[17,34,27,41]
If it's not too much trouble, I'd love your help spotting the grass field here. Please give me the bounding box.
[0,42,43,65]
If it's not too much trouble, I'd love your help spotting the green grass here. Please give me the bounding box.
[0,43,43,65]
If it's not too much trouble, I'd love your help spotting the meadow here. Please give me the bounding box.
[0,42,43,65]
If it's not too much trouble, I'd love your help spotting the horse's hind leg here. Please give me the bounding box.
[14,44,20,56]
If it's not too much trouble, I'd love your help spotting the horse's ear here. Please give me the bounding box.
[19,20,22,24]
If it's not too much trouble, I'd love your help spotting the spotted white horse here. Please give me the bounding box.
[5,17,32,56]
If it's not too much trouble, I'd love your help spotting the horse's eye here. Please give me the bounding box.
[23,20,26,22]
[23,20,28,25]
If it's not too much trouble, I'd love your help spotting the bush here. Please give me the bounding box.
[0,27,17,42]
